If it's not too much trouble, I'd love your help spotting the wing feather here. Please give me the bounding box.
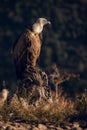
[13,29,41,79]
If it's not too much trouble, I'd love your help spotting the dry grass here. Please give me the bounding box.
[0,86,76,125]
[75,89,87,118]
[0,87,86,125]
[33,87,76,125]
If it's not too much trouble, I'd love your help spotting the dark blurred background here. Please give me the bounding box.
[0,0,87,95]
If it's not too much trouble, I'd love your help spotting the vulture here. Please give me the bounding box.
[13,18,51,80]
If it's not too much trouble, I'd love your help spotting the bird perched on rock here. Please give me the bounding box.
[0,89,9,108]
[13,17,51,79]
[32,18,51,34]
[13,18,52,104]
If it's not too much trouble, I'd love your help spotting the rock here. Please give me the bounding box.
[9,122,27,130]
[0,126,5,130]
[48,125,55,129]
[77,128,82,130]
[38,124,47,130]
[5,126,16,130]
[64,125,71,129]
[32,126,39,130]
[72,122,80,128]
[56,127,64,130]
[0,89,9,108]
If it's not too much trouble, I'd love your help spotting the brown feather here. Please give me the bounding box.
[13,29,42,79]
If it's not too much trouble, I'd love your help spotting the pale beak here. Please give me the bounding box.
[48,21,51,24]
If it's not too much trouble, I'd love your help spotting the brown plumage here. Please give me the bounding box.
[13,18,51,79]
[13,29,41,79]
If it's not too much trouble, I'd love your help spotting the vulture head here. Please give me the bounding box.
[32,18,51,34]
